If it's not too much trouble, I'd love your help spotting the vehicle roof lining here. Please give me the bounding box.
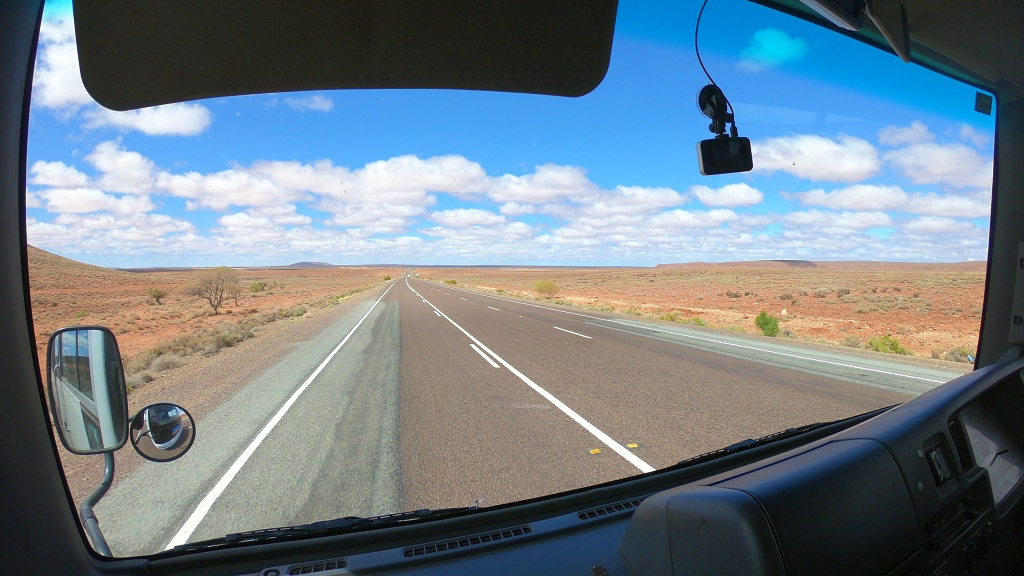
[71,0,618,111]
[749,0,1023,100]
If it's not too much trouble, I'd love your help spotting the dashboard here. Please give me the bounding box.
[156,357,1024,576]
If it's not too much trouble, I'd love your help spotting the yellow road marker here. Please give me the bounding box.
[626,443,639,449]
[589,448,602,455]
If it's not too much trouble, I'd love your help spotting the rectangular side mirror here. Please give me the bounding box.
[47,327,129,454]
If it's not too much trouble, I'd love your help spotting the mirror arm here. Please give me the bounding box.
[79,452,115,556]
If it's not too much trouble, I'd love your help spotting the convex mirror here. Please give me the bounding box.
[47,327,129,454]
[130,403,195,462]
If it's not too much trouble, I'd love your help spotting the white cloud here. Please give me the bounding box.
[40,188,155,215]
[32,17,213,136]
[83,104,212,136]
[156,169,298,211]
[690,183,764,207]
[649,209,739,229]
[499,202,537,216]
[752,134,880,182]
[30,161,89,188]
[959,124,991,148]
[791,184,990,218]
[85,141,157,194]
[884,142,993,188]
[488,164,598,203]
[901,216,976,236]
[429,208,506,228]
[784,209,892,230]
[738,28,809,72]
[878,120,933,146]
[283,95,334,112]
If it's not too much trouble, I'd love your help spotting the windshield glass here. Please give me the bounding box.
[27,0,994,556]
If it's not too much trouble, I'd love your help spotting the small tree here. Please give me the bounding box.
[146,288,168,305]
[184,266,239,314]
[755,310,780,337]
[534,280,560,298]
[225,283,241,307]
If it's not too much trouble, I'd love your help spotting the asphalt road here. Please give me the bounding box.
[95,276,964,556]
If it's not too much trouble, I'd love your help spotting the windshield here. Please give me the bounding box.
[27,0,994,556]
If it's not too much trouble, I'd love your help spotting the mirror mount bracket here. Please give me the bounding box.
[79,452,114,556]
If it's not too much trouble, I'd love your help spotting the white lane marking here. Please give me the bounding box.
[421,299,427,303]
[405,278,654,473]
[413,280,946,384]
[487,306,500,311]
[434,310,441,317]
[166,282,396,549]
[554,326,592,340]
[460,297,467,300]
[470,344,501,368]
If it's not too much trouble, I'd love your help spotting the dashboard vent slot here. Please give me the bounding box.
[577,495,649,520]
[287,558,347,575]
[403,525,532,557]
[949,417,973,472]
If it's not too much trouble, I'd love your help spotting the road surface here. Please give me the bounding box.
[95,276,962,556]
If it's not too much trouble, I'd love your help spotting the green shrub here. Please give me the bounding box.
[383,275,392,281]
[839,335,861,348]
[944,346,975,363]
[534,280,560,297]
[659,311,682,322]
[754,311,780,337]
[866,335,909,354]
[444,279,458,285]
[146,288,168,304]
[249,281,268,293]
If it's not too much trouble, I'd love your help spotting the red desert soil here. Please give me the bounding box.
[415,259,985,359]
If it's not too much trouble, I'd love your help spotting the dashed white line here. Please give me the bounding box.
[554,326,592,339]
[405,278,653,473]
[166,281,396,549]
[487,306,500,311]
[434,310,441,317]
[470,344,501,368]
[460,297,467,300]
[414,280,946,384]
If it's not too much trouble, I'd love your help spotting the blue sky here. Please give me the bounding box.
[26,0,995,267]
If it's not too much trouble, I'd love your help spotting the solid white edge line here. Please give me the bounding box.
[406,278,654,473]
[470,343,501,368]
[165,281,397,550]
[419,280,945,384]
[554,326,592,339]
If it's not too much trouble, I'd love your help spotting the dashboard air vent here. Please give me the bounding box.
[948,417,973,472]
[287,558,347,575]
[577,495,649,520]
[403,525,532,557]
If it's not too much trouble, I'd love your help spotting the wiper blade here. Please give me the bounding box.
[676,421,834,466]
[173,506,481,552]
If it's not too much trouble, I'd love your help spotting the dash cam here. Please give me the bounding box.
[697,136,753,176]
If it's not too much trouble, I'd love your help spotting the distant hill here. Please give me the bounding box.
[655,260,987,272]
[26,245,158,290]
[287,261,335,268]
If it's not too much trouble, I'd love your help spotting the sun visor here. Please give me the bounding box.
[72,0,619,111]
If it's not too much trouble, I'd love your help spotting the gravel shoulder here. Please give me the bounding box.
[53,283,391,508]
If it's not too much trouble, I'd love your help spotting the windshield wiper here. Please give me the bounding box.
[676,405,897,467]
[172,505,482,552]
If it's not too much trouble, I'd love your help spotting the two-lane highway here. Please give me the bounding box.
[94,276,963,556]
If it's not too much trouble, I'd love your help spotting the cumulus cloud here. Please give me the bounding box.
[784,209,892,230]
[488,164,598,204]
[30,161,89,188]
[32,17,212,136]
[878,120,933,146]
[959,124,991,148]
[752,134,880,182]
[283,95,334,112]
[85,141,157,194]
[901,216,977,236]
[429,208,506,228]
[738,28,809,71]
[884,142,993,188]
[690,183,764,207]
[40,188,155,215]
[791,184,990,218]
[83,104,212,136]
[649,209,739,229]
[157,169,298,211]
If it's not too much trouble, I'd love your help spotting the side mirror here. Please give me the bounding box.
[47,327,129,454]
[129,403,196,462]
